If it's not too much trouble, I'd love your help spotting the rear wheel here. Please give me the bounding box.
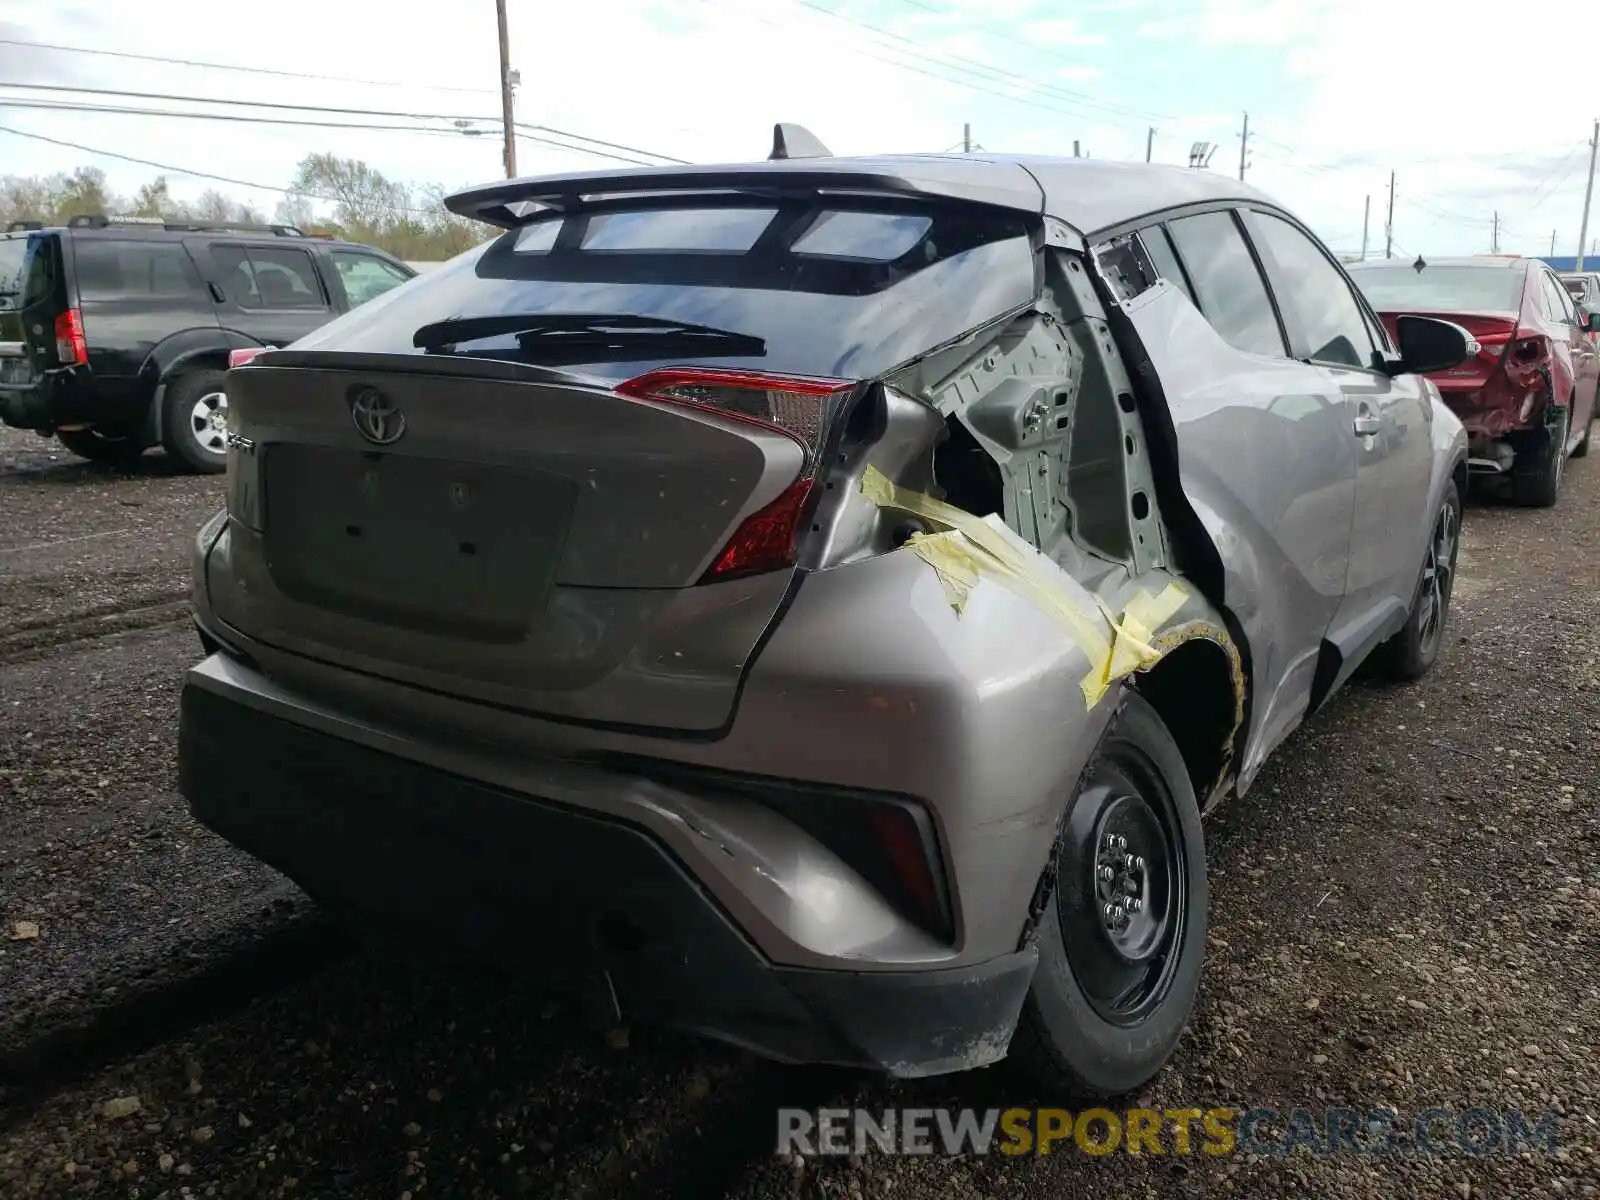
[1374,479,1460,681]
[55,427,149,466]
[161,369,230,474]
[1011,692,1206,1098]
[1511,402,1568,507]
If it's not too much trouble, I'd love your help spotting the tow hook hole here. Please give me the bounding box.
[345,524,362,538]
[458,541,478,556]
[597,913,646,957]
[1131,491,1150,520]
[1117,392,1137,414]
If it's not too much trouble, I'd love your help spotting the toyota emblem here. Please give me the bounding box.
[350,387,406,445]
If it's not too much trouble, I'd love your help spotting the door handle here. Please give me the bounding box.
[1353,407,1380,438]
[207,281,226,304]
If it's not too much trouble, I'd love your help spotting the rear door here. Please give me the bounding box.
[206,199,1039,732]
[1122,208,1356,779]
[72,236,221,415]
[1242,208,1434,665]
[200,240,336,348]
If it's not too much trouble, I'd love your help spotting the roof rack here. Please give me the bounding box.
[64,214,307,237]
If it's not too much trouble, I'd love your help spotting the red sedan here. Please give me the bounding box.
[1348,255,1600,506]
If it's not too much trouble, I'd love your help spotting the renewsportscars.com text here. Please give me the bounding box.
[777,1106,1561,1158]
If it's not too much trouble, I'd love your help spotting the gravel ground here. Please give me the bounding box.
[1,422,1597,1198]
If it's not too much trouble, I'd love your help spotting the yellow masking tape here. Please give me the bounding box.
[860,465,1189,707]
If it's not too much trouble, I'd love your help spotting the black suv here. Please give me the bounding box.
[0,214,416,472]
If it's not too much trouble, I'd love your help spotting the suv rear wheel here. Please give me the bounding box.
[55,427,149,466]
[161,369,230,474]
[1011,692,1207,1098]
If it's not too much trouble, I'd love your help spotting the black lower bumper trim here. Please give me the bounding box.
[177,680,1037,1077]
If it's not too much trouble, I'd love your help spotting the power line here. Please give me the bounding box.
[0,81,689,164]
[0,104,663,168]
[787,0,1167,126]
[0,36,496,95]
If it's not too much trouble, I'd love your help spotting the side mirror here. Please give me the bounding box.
[1385,315,1474,376]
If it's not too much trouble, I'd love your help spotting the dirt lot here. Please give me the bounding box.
[1,423,1597,1199]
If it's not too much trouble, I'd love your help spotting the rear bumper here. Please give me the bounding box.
[0,366,131,430]
[177,677,1037,1077]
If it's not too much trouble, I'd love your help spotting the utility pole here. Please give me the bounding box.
[1385,171,1396,259]
[1361,194,1370,260]
[1073,140,1081,158]
[962,123,971,153]
[495,0,518,179]
[1492,211,1499,254]
[1577,119,1598,272]
[1552,229,1558,257]
[1238,112,1250,181]
[1146,127,1154,163]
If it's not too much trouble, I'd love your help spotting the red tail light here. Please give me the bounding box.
[228,347,270,369]
[53,309,87,366]
[617,368,854,584]
[701,477,815,582]
[615,367,851,463]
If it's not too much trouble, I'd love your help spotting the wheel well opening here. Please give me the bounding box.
[1132,638,1238,800]
[932,414,1004,518]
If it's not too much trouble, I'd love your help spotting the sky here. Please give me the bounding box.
[0,0,1595,259]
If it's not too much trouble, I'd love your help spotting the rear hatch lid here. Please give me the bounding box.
[0,232,66,389]
[208,188,1039,731]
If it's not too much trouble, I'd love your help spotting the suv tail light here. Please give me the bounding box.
[228,347,270,369]
[616,368,854,584]
[54,309,87,366]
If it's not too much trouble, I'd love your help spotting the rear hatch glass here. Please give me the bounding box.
[288,200,1037,380]
[1349,263,1526,315]
[213,199,1037,731]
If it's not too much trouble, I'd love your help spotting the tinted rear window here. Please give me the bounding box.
[74,239,207,301]
[288,202,1038,381]
[1348,264,1526,314]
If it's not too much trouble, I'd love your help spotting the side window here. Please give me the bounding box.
[331,251,412,308]
[1164,210,1286,357]
[73,240,207,302]
[247,247,327,310]
[1543,273,1577,324]
[1247,211,1375,369]
[211,244,327,311]
[1138,224,1198,307]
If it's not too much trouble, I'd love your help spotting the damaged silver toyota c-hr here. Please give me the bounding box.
[180,125,1472,1097]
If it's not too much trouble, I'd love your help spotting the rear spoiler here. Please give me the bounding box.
[444,135,1048,230]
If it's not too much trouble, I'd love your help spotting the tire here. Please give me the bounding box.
[1373,479,1461,682]
[161,369,230,474]
[1510,403,1568,507]
[55,427,149,466]
[1010,691,1207,1099]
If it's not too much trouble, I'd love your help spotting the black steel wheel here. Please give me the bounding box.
[1012,692,1206,1097]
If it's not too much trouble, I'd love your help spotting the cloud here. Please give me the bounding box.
[0,0,1585,257]
[1021,19,1107,46]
